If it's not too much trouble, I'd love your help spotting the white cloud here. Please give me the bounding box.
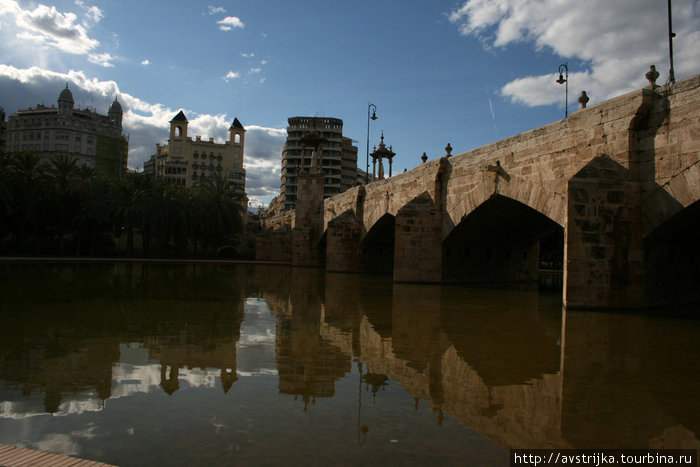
[207,6,226,15]
[449,0,700,108]
[10,1,98,54]
[217,16,244,31]
[0,0,112,64]
[249,67,261,74]
[241,52,254,58]
[87,52,115,67]
[141,59,150,65]
[0,65,286,207]
[74,0,103,24]
[223,70,240,82]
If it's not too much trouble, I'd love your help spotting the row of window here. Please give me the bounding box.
[13,131,94,145]
[192,162,222,169]
[164,166,187,175]
[193,153,222,159]
[10,118,105,132]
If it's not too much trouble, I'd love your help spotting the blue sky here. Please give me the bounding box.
[1,0,698,207]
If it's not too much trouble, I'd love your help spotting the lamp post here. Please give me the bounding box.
[366,103,377,184]
[556,63,568,118]
[668,0,676,83]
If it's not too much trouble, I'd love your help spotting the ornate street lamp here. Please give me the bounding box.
[370,132,395,180]
[365,103,377,184]
[556,63,568,118]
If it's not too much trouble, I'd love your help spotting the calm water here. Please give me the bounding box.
[0,262,698,466]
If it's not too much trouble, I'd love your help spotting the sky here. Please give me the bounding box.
[0,0,698,208]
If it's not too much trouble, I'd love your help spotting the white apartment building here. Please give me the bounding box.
[280,116,358,211]
[145,111,247,206]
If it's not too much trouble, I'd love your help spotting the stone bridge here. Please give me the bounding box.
[257,74,700,310]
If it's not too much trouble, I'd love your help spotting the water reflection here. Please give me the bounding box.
[0,263,698,465]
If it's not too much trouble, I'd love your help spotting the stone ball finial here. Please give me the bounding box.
[646,65,660,89]
[578,91,589,109]
[421,152,427,163]
[445,143,452,157]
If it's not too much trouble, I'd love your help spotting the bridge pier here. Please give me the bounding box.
[291,168,325,267]
[564,155,645,308]
[394,193,442,282]
[326,210,363,272]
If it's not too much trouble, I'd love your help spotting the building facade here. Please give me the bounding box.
[280,116,359,211]
[4,85,128,178]
[144,111,247,205]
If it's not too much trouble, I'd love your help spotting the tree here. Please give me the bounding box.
[47,154,80,255]
[105,174,149,256]
[8,153,48,254]
[195,174,244,256]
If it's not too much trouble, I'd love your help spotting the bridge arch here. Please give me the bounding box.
[445,173,565,241]
[361,213,395,273]
[442,194,564,286]
[643,199,700,307]
[642,161,700,236]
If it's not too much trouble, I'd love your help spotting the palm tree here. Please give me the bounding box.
[9,153,47,253]
[75,174,109,257]
[105,174,149,257]
[47,154,80,255]
[195,174,244,257]
[143,178,187,257]
[0,152,13,253]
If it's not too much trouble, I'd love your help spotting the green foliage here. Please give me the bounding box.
[0,156,246,258]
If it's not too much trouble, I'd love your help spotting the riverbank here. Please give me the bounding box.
[0,256,291,266]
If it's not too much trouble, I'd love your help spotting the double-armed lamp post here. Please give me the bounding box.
[366,103,377,184]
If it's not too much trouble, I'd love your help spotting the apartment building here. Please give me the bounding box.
[4,85,128,178]
[144,111,247,205]
[280,116,358,211]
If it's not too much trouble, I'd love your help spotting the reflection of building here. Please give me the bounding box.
[4,85,128,178]
[144,111,247,205]
[272,297,351,409]
[148,337,240,395]
[279,117,359,211]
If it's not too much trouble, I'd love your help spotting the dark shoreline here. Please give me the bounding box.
[0,256,291,266]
